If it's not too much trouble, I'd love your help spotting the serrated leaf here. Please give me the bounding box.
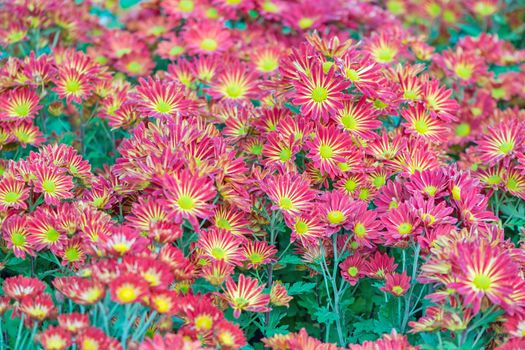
[279,253,303,265]
[314,307,338,324]
[287,282,316,296]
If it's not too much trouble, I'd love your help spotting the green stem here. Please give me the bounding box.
[13,315,25,350]
[400,243,421,333]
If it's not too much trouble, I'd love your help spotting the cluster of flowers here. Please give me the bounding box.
[0,0,524,349]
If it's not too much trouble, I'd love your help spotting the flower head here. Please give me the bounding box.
[222,274,270,318]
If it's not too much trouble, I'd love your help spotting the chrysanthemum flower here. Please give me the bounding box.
[262,134,300,172]
[20,293,56,322]
[365,251,398,279]
[340,255,367,286]
[57,313,90,334]
[382,203,422,246]
[477,120,523,165]
[101,227,149,257]
[349,201,382,247]
[434,48,488,84]
[208,63,260,101]
[53,68,92,104]
[406,169,448,198]
[201,259,235,286]
[0,176,28,210]
[23,52,55,85]
[3,275,45,300]
[183,20,231,55]
[210,205,251,237]
[148,290,179,314]
[242,240,277,269]
[391,140,441,176]
[32,165,74,206]
[251,46,283,75]
[381,272,411,297]
[214,319,247,350]
[110,274,150,304]
[11,121,44,146]
[2,215,34,258]
[223,274,271,318]
[269,281,293,307]
[27,207,65,254]
[285,208,326,246]
[60,237,86,267]
[401,104,449,143]
[53,277,105,305]
[337,49,382,95]
[197,228,244,266]
[504,166,525,199]
[409,195,456,228]
[161,170,216,227]
[422,80,458,122]
[365,30,402,64]
[0,87,41,120]
[37,326,73,350]
[450,241,519,313]
[306,125,355,178]
[262,173,317,219]
[292,64,349,121]
[133,78,192,119]
[332,99,381,140]
[319,190,354,234]
[75,327,112,350]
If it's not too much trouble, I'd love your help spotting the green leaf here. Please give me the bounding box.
[279,253,303,266]
[287,282,316,296]
[313,306,338,324]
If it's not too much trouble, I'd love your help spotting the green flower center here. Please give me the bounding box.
[179,0,194,12]
[249,253,263,264]
[344,179,357,192]
[340,113,357,130]
[155,100,172,114]
[414,119,429,134]
[42,180,56,193]
[347,266,358,277]
[345,68,360,82]
[65,79,81,94]
[177,195,195,211]
[4,191,21,203]
[225,84,243,99]
[45,228,60,242]
[392,285,405,295]
[298,17,314,29]
[455,64,473,80]
[498,141,514,154]
[279,197,293,210]
[13,103,30,118]
[294,221,309,235]
[455,123,471,137]
[211,247,226,260]
[11,232,26,247]
[279,148,292,162]
[215,217,232,230]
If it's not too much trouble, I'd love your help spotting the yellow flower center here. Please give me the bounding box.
[112,243,130,254]
[319,144,333,159]
[451,185,461,201]
[455,123,471,137]
[298,17,314,29]
[153,296,171,313]
[195,314,213,330]
[424,185,437,196]
[392,285,404,295]
[404,89,419,100]
[224,84,243,99]
[116,286,138,303]
[472,274,491,291]
[219,331,235,346]
[455,64,473,80]
[278,197,293,210]
[211,247,226,260]
[397,222,413,235]
[340,113,357,130]
[294,220,309,235]
[414,119,429,135]
[311,87,328,103]
[354,223,366,238]
[345,68,360,82]
[179,0,194,12]
[42,180,56,193]
[498,141,514,154]
[327,210,345,224]
[200,38,218,52]
[177,195,195,211]
[82,338,100,350]
[262,1,278,13]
